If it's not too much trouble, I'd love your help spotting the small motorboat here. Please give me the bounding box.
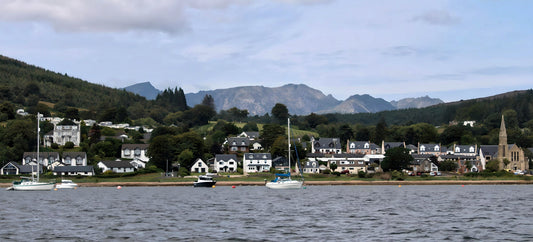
[55,180,78,189]
[193,175,216,187]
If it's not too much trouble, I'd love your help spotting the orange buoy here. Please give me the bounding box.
[117,186,122,189]
[232,185,236,189]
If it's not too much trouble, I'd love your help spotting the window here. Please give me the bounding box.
[469,146,475,153]
[420,145,426,151]
[455,147,461,152]
[434,145,440,151]
[229,162,234,165]
[124,149,131,156]
[65,156,71,164]
[364,143,369,149]
[76,156,83,165]
[134,148,141,156]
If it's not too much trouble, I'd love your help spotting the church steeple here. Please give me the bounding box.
[498,115,508,168]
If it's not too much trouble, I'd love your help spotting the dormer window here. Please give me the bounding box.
[434,145,440,151]
[364,143,369,149]
[455,147,461,152]
[241,141,245,145]
[420,145,426,151]
[232,142,236,145]
[76,156,83,165]
[350,143,355,149]
[65,156,71,164]
[469,146,475,153]
[124,149,131,156]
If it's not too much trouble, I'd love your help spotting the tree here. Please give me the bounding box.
[381,147,413,172]
[201,94,215,110]
[261,123,285,150]
[330,163,338,172]
[147,135,175,170]
[66,107,82,120]
[305,113,328,129]
[270,136,288,158]
[271,103,289,124]
[485,159,500,172]
[439,160,458,171]
[373,118,388,143]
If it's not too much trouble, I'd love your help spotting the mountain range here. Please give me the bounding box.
[125,82,443,115]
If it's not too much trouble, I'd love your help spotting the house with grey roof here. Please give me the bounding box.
[53,166,95,176]
[121,144,150,162]
[214,154,238,173]
[62,152,88,166]
[346,140,380,154]
[97,160,135,173]
[191,158,209,173]
[417,143,446,156]
[0,162,43,175]
[303,160,320,174]
[22,152,60,168]
[381,141,406,154]
[451,144,478,156]
[243,153,272,175]
[311,137,342,154]
[227,137,251,153]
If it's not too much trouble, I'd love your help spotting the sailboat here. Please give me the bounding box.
[266,118,303,189]
[11,113,55,191]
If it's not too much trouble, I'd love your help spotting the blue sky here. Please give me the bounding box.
[1,0,532,102]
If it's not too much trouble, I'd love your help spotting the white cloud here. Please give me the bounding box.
[0,0,249,33]
[412,10,460,25]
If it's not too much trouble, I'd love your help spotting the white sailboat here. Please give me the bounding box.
[266,118,303,189]
[11,113,55,191]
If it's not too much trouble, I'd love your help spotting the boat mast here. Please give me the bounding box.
[288,118,291,177]
[36,112,40,182]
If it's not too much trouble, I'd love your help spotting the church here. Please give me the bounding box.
[498,115,529,171]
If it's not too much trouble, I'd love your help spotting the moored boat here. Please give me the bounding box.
[55,179,78,189]
[193,175,217,187]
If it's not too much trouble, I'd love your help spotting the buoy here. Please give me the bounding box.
[398,185,401,188]
[461,185,464,187]
[232,185,236,189]
[212,185,216,188]
[54,188,58,191]
[117,186,122,190]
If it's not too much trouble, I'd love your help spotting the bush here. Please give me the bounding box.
[379,172,392,180]
[358,171,366,178]
[365,172,374,178]
[391,170,403,180]
[51,143,59,149]
[322,169,331,175]
[64,142,75,149]
[332,171,340,176]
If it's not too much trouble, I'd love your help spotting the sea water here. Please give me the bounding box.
[1,185,532,241]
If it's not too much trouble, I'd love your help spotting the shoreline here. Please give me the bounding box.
[2,180,531,187]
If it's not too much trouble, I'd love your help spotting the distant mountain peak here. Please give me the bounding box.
[390,96,443,109]
[124,82,161,100]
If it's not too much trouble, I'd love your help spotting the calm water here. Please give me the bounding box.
[1,185,532,241]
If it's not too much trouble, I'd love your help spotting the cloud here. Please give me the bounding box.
[382,46,418,57]
[0,0,249,34]
[412,10,459,25]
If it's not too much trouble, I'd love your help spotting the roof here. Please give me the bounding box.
[383,142,405,149]
[62,152,87,158]
[23,152,60,158]
[479,145,499,156]
[228,137,250,146]
[314,138,342,149]
[99,160,134,169]
[244,153,271,160]
[333,153,365,159]
[348,141,379,150]
[215,154,238,161]
[121,144,149,150]
[53,166,94,172]
[272,156,288,166]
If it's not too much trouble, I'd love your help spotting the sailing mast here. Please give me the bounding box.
[36,112,40,182]
[288,118,291,178]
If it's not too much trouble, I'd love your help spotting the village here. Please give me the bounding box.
[0,112,530,179]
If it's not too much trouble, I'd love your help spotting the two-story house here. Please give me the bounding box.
[227,137,250,153]
[43,119,81,147]
[346,140,380,154]
[243,153,272,175]
[121,144,150,162]
[214,154,238,173]
[311,137,342,154]
[417,143,446,156]
[22,152,60,169]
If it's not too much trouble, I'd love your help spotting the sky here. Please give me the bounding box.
[1,0,532,102]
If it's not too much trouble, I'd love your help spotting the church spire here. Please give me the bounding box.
[499,115,507,146]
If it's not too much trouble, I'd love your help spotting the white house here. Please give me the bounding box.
[43,121,81,147]
[53,166,95,176]
[214,154,238,173]
[303,160,320,174]
[243,153,272,175]
[62,152,88,166]
[191,158,209,173]
[121,144,150,162]
[311,137,342,154]
[97,160,135,173]
[22,152,60,168]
